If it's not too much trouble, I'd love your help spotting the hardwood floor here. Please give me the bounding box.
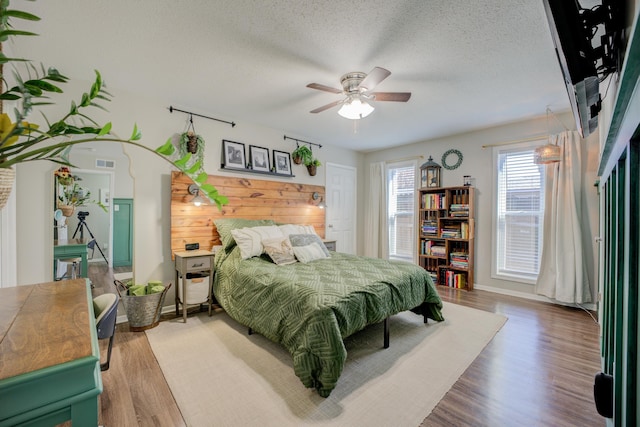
[90,265,603,426]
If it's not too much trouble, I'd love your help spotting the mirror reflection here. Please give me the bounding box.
[53,143,133,283]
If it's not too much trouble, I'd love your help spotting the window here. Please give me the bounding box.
[387,161,416,261]
[493,144,546,283]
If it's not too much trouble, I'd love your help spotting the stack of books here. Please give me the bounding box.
[421,220,438,236]
[440,226,461,239]
[449,203,469,217]
[430,245,446,257]
[450,251,469,268]
[422,193,446,209]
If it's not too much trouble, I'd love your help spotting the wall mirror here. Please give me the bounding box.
[53,142,134,281]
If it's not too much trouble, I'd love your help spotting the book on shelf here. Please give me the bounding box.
[422,193,446,210]
[421,220,438,236]
[440,226,461,238]
[449,251,469,268]
[443,269,467,288]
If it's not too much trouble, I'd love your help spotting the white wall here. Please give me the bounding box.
[363,111,600,297]
[14,79,363,295]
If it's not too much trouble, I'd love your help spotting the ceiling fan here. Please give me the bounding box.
[306,67,411,119]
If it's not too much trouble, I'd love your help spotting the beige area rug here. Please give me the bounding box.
[146,302,506,427]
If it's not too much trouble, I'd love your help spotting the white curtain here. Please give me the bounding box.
[363,161,388,258]
[535,130,592,303]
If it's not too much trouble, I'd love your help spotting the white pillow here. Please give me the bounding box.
[278,224,318,237]
[292,242,330,263]
[230,225,284,259]
[262,237,297,265]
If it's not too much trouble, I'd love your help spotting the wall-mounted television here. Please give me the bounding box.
[542,0,621,138]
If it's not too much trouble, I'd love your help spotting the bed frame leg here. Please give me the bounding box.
[383,317,389,349]
[248,327,253,335]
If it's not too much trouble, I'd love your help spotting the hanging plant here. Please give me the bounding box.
[292,145,312,165]
[178,131,205,167]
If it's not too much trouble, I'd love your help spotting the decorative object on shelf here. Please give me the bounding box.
[291,144,313,165]
[0,3,228,210]
[441,149,463,170]
[305,157,321,176]
[249,145,270,172]
[464,175,473,186]
[222,140,246,170]
[273,150,292,175]
[420,156,441,188]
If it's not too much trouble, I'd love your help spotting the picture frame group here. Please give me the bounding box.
[221,140,292,176]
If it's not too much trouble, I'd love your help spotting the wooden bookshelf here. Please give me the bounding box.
[417,186,475,290]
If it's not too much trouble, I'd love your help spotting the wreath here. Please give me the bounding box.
[442,149,463,170]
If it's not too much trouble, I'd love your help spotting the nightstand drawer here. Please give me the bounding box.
[185,256,211,272]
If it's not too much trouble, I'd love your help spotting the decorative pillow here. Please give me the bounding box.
[214,218,276,250]
[278,224,318,237]
[230,225,284,259]
[262,237,297,265]
[289,233,330,263]
[292,242,330,263]
[289,233,330,257]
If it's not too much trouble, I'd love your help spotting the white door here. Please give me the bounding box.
[325,163,357,254]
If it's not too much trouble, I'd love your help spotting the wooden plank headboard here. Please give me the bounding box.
[170,171,326,255]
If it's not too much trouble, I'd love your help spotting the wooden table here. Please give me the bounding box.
[0,279,102,426]
[54,239,89,279]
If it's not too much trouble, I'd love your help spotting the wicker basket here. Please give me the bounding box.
[0,168,15,210]
[115,280,172,332]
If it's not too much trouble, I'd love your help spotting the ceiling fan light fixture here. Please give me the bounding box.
[338,96,374,120]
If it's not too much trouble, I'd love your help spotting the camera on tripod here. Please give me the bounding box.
[77,211,90,220]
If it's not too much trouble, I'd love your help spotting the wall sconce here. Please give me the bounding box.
[188,184,205,206]
[312,191,326,209]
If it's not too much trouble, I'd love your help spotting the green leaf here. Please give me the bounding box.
[174,153,192,168]
[201,183,217,193]
[185,160,201,174]
[155,138,175,156]
[98,122,112,136]
[195,172,208,184]
[0,29,38,38]
[0,93,20,100]
[63,125,85,134]
[130,124,141,141]
[69,101,78,115]
[4,10,41,21]
[80,93,90,107]
[24,79,63,93]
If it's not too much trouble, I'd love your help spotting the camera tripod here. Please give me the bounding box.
[72,216,108,264]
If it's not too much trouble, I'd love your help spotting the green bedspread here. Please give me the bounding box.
[213,247,444,397]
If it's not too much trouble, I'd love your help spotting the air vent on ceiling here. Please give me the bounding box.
[95,159,116,169]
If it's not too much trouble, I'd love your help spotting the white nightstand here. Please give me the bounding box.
[323,240,337,252]
[174,249,215,323]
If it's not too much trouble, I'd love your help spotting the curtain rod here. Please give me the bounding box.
[168,106,236,128]
[284,135,322,149]
[386,155,424,164]
[482,134,549,149]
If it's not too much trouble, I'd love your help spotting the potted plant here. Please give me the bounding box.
[291,145,312,165]
[305,158,321,176]
[0,1,228,210]
[54,167,107,216]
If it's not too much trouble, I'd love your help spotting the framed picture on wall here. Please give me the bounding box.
[222,140,246,170]
[273,150,292,175]
[249,145,270,172]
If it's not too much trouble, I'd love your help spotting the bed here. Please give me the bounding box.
[212,219,444,397]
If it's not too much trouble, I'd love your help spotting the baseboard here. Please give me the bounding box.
[474,283,597,311]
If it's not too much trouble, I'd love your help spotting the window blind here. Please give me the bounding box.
[496,148,545,281]
[387,162,415,261]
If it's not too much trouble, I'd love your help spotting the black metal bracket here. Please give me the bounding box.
[168,106,236,128]
[284,135,322,149]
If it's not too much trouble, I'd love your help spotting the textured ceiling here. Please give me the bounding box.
[7,0,586,152]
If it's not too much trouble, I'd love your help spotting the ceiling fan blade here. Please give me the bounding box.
[371,92,412,102]
[310,100,343,114]
[358,67,391,91]
[306,83,342,94]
